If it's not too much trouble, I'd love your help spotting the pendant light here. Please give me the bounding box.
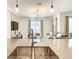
[36,9,39,20]
[15,0,19,12]
[50,0,54,12]
[35,2,41,20]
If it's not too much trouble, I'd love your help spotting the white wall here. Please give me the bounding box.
[59,11,72,35]
[54,12,72,35]
[42,17,53,37]
[7,8,11,54]
[60,14,67,34]
[53,13,60,32]
[18,17,30,39]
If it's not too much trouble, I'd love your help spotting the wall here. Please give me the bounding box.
[54,11,72,35]
[18,17,30,39]
[7,8,11,54]
[60,14,67,34]
[42,17,53,37]
[53,13,60,32]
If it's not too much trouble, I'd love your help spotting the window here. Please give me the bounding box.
[66,16,72,39]
[31,20,41,35]
[29,19,42,43]
[30,20,41,37]
[69,16,72,39]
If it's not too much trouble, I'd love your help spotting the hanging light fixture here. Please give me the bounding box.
[15,0,19,12]
[50,0,54,12]
[35,2,42,20]
[36,8,39,20]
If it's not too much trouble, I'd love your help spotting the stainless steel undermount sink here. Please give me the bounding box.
[8,46,59,59]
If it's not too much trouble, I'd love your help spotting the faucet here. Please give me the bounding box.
[30,29,37,59]
[30,29,38,47]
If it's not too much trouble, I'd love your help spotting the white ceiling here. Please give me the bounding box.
[7,0,72,17]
